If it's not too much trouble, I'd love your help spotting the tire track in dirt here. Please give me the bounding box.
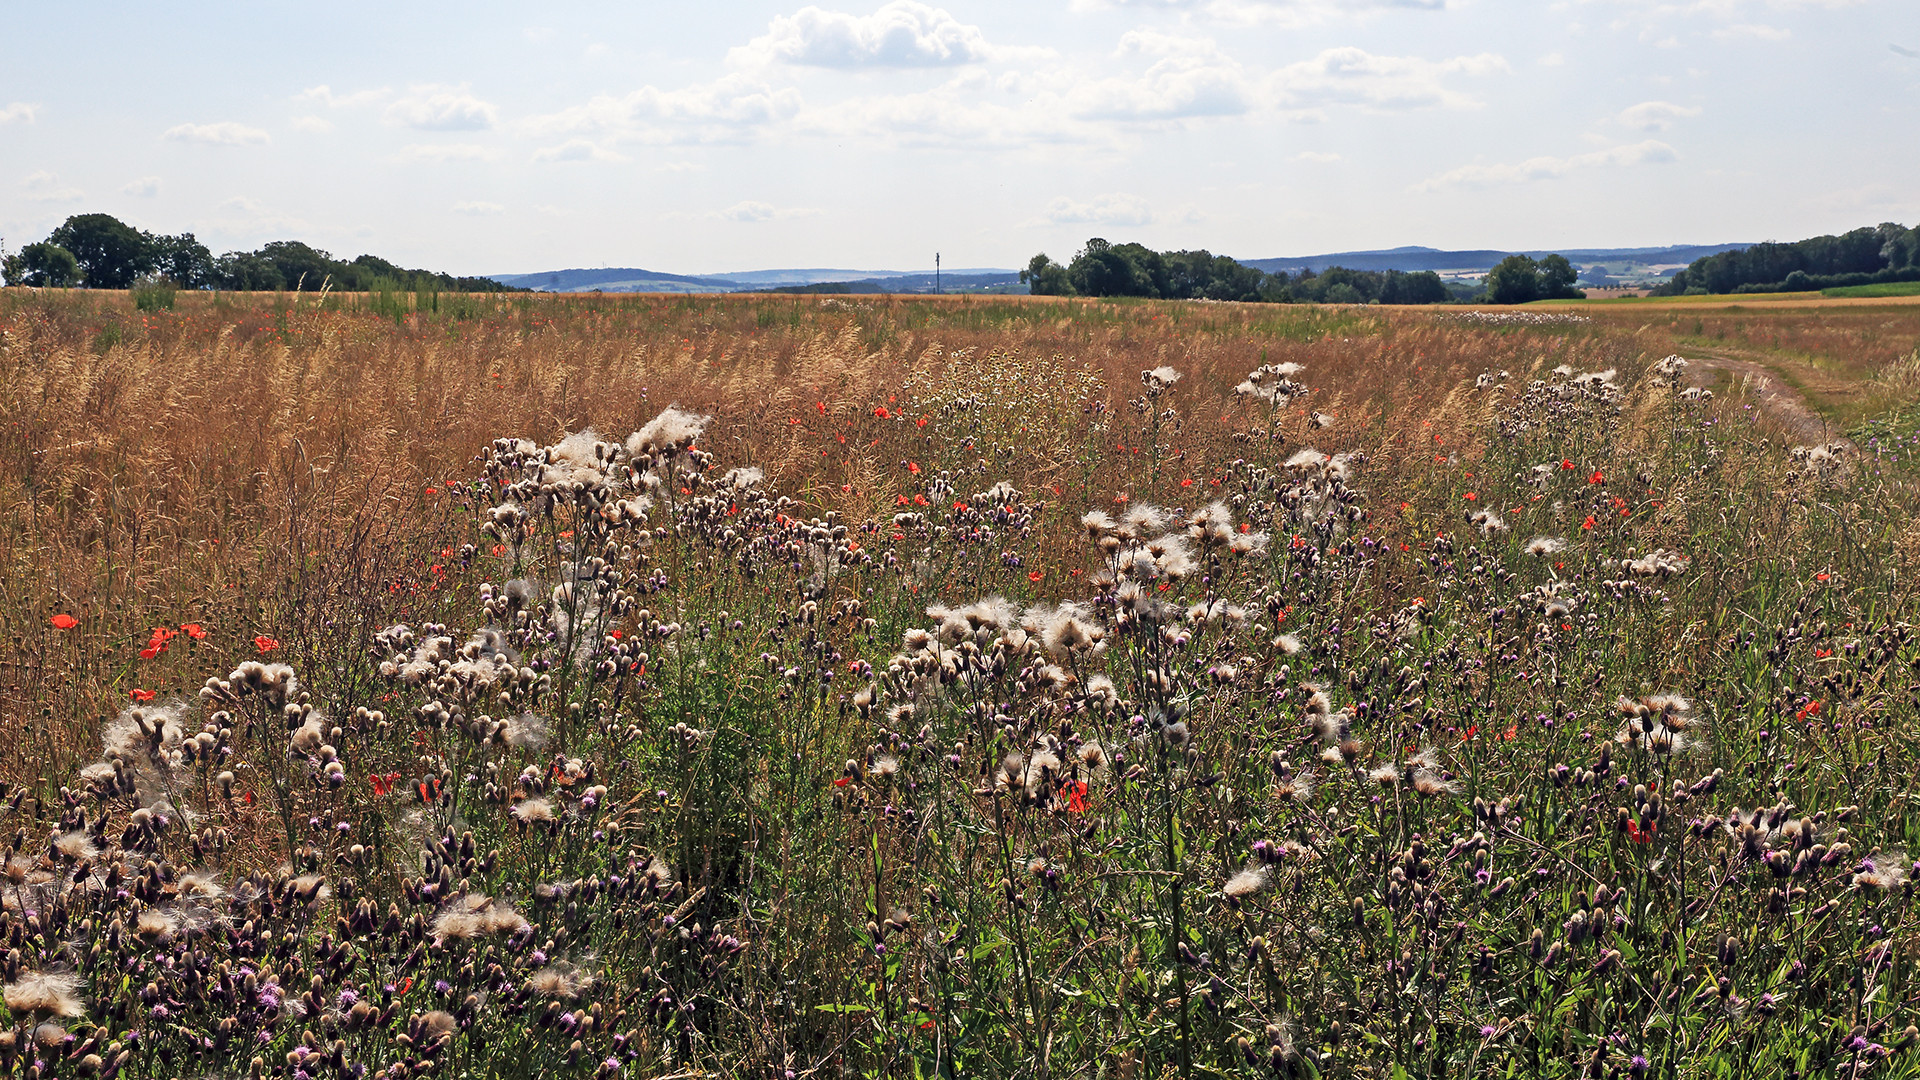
[1676,349,1855,451]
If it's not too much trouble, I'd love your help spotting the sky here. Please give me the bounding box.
[1,0,1915,276]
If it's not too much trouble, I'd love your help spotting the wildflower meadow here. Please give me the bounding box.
[5,287,1920,1078]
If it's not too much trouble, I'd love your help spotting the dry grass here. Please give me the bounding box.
[7,288,1920,1077]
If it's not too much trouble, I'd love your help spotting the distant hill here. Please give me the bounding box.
[1242,244,1750,277]
[765,272,1024,295]
[488,266,1016,293]
[487,268,739,293]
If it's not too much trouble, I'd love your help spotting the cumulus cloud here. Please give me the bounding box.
[1269,47,1508,111]
[526,74,803,145]
[531,138,629,163]
[732,2,994,67]
[714,200,819,222]
[20,171,83,203]
[163,121,271,146]
[387,85,499,131]
[1413,139,1676,191]
[1616,100,1700,130]
[1068,33,1253,120]
[1041,192,1156,226]
[808,74,1085,147]
[121,176,162,197]
[292,116,334,133]
[451,200,506,215]
[297,85,390,108]
[0,102,36,125]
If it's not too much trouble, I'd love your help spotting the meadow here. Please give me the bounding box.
[4,287,1920,1078]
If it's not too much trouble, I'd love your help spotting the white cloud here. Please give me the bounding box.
[1041,192,1155,226]
[531,138,630,163]
[1538,51,1566,66]
[1616,99,1701,129]
[1269,47,1508,111]
[121,176,162,197]
[292,115,334,133]
[386,85,499,131]
[1413,138,1676,191]
[1712,22,1789,39]
[523,26,557,43]
[296,85,389,108]
[20,171,83,203]
[451,201,506,215]
[1292,150,1342,163]
[715,200,819,222]
[220,196,264,212]
[732,2,994,68]
[1068,33,1252,120]
[163,121,271,146]
[398,143,502,163]
[526,74,803,145]
[0,102,36,125]
[809,76,1085,147]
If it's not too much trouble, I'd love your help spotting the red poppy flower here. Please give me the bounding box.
[1589,470,1604,484]
[1028,570,1044,582]
[253,635,280,653]
[181,623,207,639]
[1062,780,1089,813]
[130,688,156,702]
[50,614,78,630]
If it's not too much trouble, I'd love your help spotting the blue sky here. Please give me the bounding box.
[1,0,1913,275]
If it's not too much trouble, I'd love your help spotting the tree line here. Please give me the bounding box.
[1652,222,1920,296]
[1020,239,1582,304]
[2,213,519,293]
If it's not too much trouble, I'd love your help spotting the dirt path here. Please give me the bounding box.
[1676,349,1855,450]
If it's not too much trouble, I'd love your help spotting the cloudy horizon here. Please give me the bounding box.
[2,0,1913,277]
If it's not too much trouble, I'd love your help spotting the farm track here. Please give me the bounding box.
[1679,347,1857,450]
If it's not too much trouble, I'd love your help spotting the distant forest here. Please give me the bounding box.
[1021,239,1581,305]
[2,213,520,294]
[1653,222,1920,296]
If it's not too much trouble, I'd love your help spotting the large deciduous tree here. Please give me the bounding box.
[47,213,155,288]
[1484,255,1544,305]
[2,242,82,287]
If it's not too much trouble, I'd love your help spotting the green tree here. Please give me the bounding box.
[47,213,155,288]
[215,251,286,291]
[1020,253,1074,296]
[1538,254,1583,300]
[2,242,82,287]
[255,240,342,291]
[1067,238,1163,298]
[1484,255,1543,305]
[147,232,218,289]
